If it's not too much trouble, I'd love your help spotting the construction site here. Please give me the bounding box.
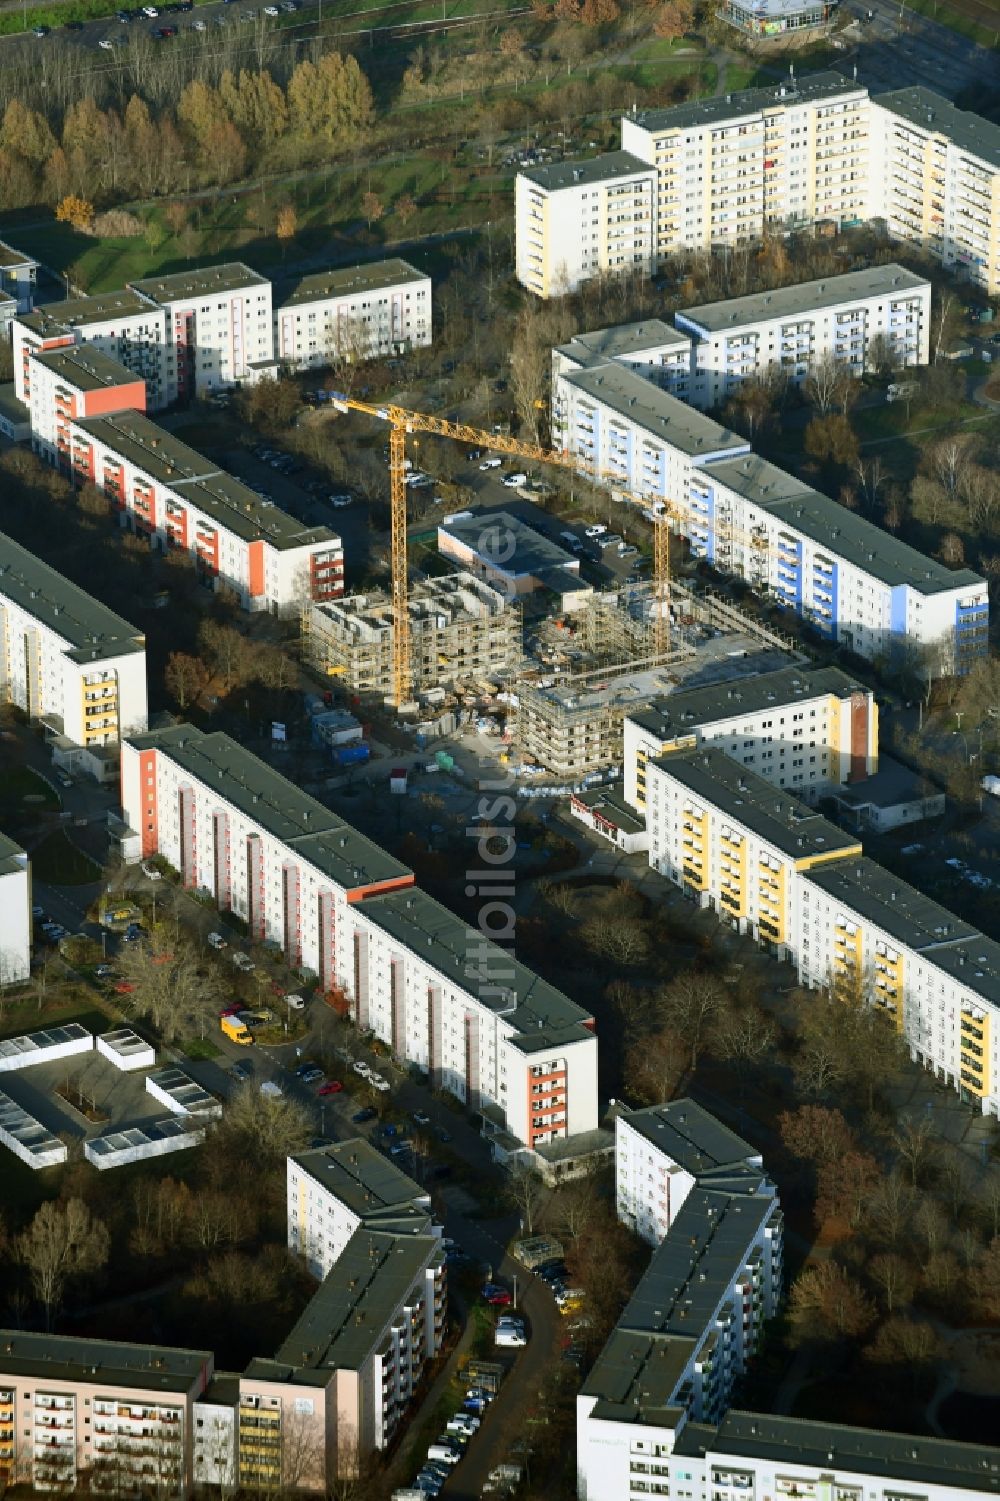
[300,573,521,698]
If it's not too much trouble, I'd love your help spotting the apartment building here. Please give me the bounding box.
[27,346,146,467]
[287,1139,435,1279]
[129,264,275,405]
[71,411,343,614]
[119,726,599,1149]
[645,746,861,954]
[550,338,988,670]
[13,292,169,410]
[623,663,877,811]
[0,832,30,986]
[578,1101,783,1497]
[515,152,657,297]
[620,70,870,261]
[274,259,431,369]
[552,320,694,403]
[551,359,751,508]
[674,263,931,409]
[690,452,988,671]
[871,86,1000,297]
[0,529,148,769]
[301,573,521,697]
[0,239,37,331]
[0,1333,213,1495]
[615,1099,764,1247]
[241,1227,445,1485]
[799,858,1000,1114]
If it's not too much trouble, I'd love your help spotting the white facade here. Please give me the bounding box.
[84,1116,207,1170]
[0,530,148,754]
[516,152,657,298]
[675,265,931,410]
[870,87,1000,296]
[0,1023,93,1073]
[287,1140,434,1280]
[191,1394,237,1491]
[120,727,599,1149]
[71,412,343,615]
[0,1090,68,1169]
[96,1029,156,1071]
[0,834,31,986]
[620,72,871,259]
[130,265,274,405]
[623,665,877,812]
[12,294,169,410]
[275,259,432,370]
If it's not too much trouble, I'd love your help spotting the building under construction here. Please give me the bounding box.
[301,573,521,697]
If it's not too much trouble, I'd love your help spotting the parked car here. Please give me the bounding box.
[482,1286,512,1307]
[207,932,228,949]
[495,1327,527,1348]
[95,965,115,979]
[232,951,255,971]
[141,861,162,880]
[318,1080,343,1096]
[502,472,528,488]
[585,524,607,537]
[295,1062,323,1082]
[353,1106,377,1123]
[412,1110,431,1126]
[231,1060,253,1081]
[479,458,502,470]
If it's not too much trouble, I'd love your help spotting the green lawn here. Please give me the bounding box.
[30,830,101,885]
[181,1036,222,1060]
[0,995,110,1042]
[903,0,1000,46]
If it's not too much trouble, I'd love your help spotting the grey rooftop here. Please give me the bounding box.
[676,264,928,335]
[519,150,653,192]
[0,530,145,664]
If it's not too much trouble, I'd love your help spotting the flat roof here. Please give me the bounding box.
[0,239,36,270]
[620,1098,759,1175]
[708,454,986,595]
[565,363,750,460]
[520,150,654,192]
[86,1116,205,1158]
[440,511,579,580]
[126,725,413,898]
[0,384,30,427]
[0,1331,210,1391]
[277,258,428,310]
[556,320,690,368]
[676,264,928,335]
[0,1090,66,1161]
[803,857,1000,1008]
[76,412,339,552]
[20,289,158,333]
[650,745,861,863]
[130,262,269,302]
[704,1411,1000,1493]
[878,85,1000,170]
[99,1027,152,1058]
[0,829,26,879]
[146,1065,219,1115]
[628,70,863,134]
[0,1022,92,1064]
[830,753,936,812]
[273,1229,440,1374]
[627,663,863,739]
[33,345,141,392]
[573,786,647,836]
[291,1138,430,1227]
[363,885,594,1040]
[0,529,146,664]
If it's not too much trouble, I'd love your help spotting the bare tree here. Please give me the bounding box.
[789,1260,876,1344]
[504,1162,546,1235]
[892,1116,937,1187]
[215,1085,311,1166]
[713,1003,776,1096]
[659,972,727,1072]
[868,1251,915,1312]
[625,1024,686,1106]
[18,1199,110,1328]
[805,352,853,416]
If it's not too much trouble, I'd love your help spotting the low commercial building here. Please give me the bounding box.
[645,746,861,954]
[71,411,343,614]
[828,753,945,832]
[302,573,520,697]
[719,0,838,35]
[0,1091,67,1169]
[674,264,931,410]
[0,1023,92,1073]
[120,725,599,1149]
[623,664,876,812]
[569,786,649,854]
[0,529,148,768]
[0,832,31,986]
[0,1332,214,1494]
[287,1139,435,1279]
[516,151,657,298]
[438,512,592,611]
[274,258,431,369]
[84,1116,208,1170]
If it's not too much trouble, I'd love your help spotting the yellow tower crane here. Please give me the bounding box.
[328,393,675,708]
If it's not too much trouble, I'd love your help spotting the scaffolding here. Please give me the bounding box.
[301,572,522,699]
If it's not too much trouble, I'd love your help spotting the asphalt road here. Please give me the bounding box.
[843,0,996,97]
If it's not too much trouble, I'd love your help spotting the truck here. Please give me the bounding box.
[220,1015,253,1045]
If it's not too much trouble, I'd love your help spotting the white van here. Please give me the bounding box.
[426,1445,461,1466]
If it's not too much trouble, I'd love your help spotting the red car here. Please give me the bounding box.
[484,1290,512,1307]
[317,1080,343,1096]
[220,1002,243,1018]
[270,981,286,997]
[114,982,136,995]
